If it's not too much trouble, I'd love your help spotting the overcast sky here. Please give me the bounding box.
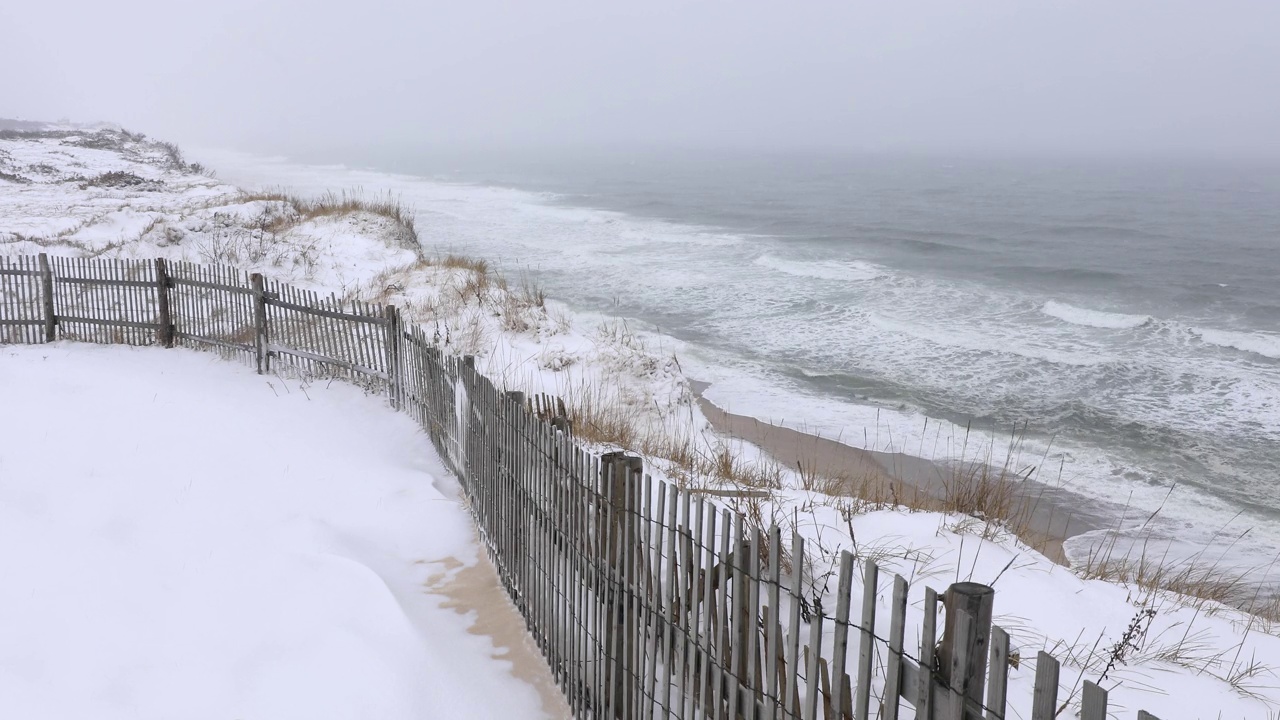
[3,1,1278,160]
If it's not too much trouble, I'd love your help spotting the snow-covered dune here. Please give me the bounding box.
[0,343,560,719]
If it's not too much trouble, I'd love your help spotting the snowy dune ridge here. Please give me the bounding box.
[0,344,561,719]
[3,124,1280,716]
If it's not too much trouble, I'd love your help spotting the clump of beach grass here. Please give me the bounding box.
[240,188,420,250]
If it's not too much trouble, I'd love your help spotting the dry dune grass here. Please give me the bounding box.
[240,188,419,248]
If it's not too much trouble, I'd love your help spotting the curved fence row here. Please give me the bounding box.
[0,253,1162,720]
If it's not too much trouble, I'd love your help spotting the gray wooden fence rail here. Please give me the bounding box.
[0,253,1164,720]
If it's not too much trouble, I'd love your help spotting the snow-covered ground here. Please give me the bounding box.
[0,343,562,719]
[5,125,1280,717]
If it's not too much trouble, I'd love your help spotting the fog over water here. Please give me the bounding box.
[3,2,1280,160]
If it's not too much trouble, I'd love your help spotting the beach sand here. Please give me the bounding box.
[691,381,1113,566]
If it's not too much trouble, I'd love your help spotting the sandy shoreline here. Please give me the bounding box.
[691,380,1114,566]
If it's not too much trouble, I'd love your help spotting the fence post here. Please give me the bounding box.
[598,452,642,719]
[939,582,995,717]
[385,304,402,409]
[154,257,174,348]
[250,273,269,375]
[38,252,56,342]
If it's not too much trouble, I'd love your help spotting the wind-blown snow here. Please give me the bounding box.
[0,344,554,720]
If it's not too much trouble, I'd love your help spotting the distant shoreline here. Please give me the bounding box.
[691,379,1114,566]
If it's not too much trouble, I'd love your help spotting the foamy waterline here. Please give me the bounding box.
[1041,300,1152,329]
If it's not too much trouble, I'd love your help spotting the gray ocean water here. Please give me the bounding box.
[337,147,1280,574]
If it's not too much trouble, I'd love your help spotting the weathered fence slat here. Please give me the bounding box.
[829,552,854,719]
[986,626,1010,720]
[855,557,878,720]
[785,533,805,719]
[1081,680,1107,720]
[918,587,938,720]
[882,574,908,720]
[1031,651,1060,720]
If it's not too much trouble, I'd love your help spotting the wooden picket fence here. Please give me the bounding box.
[0,253,1166,720]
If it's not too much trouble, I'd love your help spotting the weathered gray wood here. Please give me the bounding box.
[674,489,693,719]
[661,482,679,717]
[1031,651,1059,720]
[830,552,855,719]
[684,496,707,720]
[154,258,173,347]
[169,275,254,293]
[763,525,782,720]
[946,610,973,720]
[55,315,156,331]
[918,587,938,720]
[745,528,762,720]
[941,583,995,713]
[385,305,402,408]
[266,343,390,379]
[1081,680,1107,720]
[882,574,908,720]
[38,253,55,341]
[698,507,719,720]
[250,273,268,374]
[715,508,732,720]
[647,479,668,720]
[264,295,388,324]
[986,626,1010,720]
[55,275,154,288]
[855,558,879,720]
[171,332,252,353]
[785,533,805,719]
[805,613,824,720]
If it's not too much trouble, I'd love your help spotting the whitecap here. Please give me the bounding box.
[1041,300,1152,330]
[753,254,885,282]
[1193,327,1280,359]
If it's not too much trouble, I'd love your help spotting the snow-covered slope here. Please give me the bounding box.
[0,343,559,719]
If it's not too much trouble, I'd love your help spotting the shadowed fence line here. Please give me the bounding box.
[0,252,1162,720]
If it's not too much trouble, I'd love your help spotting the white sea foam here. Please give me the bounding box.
[1041,300,1152,329]
[1194,328,1280,359]
[753,254,885,282]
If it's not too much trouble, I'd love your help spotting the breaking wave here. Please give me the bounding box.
[1041,300,1152,329]
[753,254,885,282]
[1194,328,1280,359]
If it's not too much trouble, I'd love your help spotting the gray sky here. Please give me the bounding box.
[3,1,1278,159]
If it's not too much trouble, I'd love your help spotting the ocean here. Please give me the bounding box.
[236,147,1280,581]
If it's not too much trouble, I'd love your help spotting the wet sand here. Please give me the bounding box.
[427,551,573,719]
[691,380,1112,565]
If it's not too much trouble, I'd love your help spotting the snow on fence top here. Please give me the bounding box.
[0,252,1165,720]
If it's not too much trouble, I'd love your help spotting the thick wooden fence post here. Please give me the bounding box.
[38,252,55,342]
[154,257,174,348]
[939,582,995,718]
[598,452,642,719]
[250,273,268,374]
[385,304,402,408]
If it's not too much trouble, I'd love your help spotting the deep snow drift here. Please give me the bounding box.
[0,343,559,719]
